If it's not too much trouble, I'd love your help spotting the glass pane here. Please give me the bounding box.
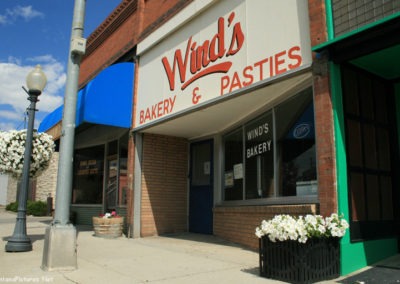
[106,158,118,209]
[118,133,129,205]
[73,145,104,204]
[360,78,374,120]
[106,140,119,209]
[363,124,378,170]
[191,143,211,186]
[366,174,380,221]
[374,80,388,123]
[346,119,362,167]
[276,90,317,197]
[381,176,394,220]
[224,129,243,200]
[377,127,391,171]
[350,173,366,221]
[245,113,273,199]
[342,67,359,116]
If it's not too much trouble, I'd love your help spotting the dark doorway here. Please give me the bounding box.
[189,140,213,234]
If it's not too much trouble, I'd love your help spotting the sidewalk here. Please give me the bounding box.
[0,208,281,284]
[1,208,399,284]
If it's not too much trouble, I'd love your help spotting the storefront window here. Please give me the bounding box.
[103,135,129,208]
[73,145,104,204]
[224,129,243,200]
[223,87,316,201]
[118,133,128,206]
[105,140,118,209]
[276,91,316,197]
[244,113,274,199]
[72,132,129,205]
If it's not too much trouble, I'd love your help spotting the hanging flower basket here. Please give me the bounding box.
[93,212,124,238]
[0,130,55,179]
[256,213,348,284]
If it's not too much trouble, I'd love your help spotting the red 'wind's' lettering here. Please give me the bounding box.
[162,12,244,91]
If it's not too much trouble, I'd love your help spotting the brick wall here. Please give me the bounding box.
[36,152,59,208]
[140,133,188,236]
[308,0,338,216]
[79,0,139,86]
[79,0,193,87]
[214,205,318,249]
[6,153,59,208]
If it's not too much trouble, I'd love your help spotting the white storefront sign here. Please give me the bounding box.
[136,0,311,127]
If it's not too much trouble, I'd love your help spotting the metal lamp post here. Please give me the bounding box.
[5,65,47,252]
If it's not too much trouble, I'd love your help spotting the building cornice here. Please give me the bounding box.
[84,0,138,58]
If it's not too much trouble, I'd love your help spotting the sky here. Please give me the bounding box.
[0,0,122,131]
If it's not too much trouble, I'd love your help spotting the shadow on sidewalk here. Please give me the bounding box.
[160,232,256,250]
[2,233,46,243]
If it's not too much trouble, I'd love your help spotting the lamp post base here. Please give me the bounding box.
[41,224,77,271]
[5,236,32,252]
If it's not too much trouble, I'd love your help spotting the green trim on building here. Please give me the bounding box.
[341,239,398,274]
[330,63,398,275]
[324,0,334,40]
[312,12,400,52]
[330,62,351,275]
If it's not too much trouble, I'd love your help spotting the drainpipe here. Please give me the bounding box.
[325,0,334,40]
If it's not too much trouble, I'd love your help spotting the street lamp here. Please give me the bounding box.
[6,65,47,252]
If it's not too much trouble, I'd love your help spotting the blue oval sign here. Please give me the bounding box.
[293,123,310,139]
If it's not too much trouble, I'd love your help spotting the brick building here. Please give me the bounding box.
[39,0,400,276]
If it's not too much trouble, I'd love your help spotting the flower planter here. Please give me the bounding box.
[259,237,340,284]
[92,217,124,238]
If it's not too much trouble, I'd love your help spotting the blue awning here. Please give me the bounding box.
[38,62,134,132]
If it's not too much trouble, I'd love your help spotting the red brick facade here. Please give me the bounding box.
[308,0,338,216]
[79,0,192,87]
[214,205,318,249]
[140,133,188,236]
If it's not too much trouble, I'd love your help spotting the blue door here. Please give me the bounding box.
[189,140,213,234]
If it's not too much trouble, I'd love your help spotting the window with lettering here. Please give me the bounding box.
[245,113,274,199]
[223,87,316,201]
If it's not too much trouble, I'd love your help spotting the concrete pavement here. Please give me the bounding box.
[0,208,282,284]
[2,207,400,284]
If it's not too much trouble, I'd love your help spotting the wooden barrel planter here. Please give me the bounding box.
[92,217,124,238]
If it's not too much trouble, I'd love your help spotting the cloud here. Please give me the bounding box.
[0,56,65,130]
[0,15,6,25]
[0,110,23,120]
[0,5,43,25]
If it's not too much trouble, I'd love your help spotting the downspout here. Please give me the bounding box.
[325,0,335,40]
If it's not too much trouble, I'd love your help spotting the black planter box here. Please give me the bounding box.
[259,237,340,284]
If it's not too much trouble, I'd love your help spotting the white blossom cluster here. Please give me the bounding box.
[0,130,55,179]
[255,213,349,243]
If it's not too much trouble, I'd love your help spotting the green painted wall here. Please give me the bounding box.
[70,205,102,225]
[330,63,398,275]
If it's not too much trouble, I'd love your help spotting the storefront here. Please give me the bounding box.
[313,3,400,275]
[39,62,134,225]
[132,0,319,248]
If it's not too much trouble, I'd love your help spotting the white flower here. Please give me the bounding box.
[255,213,349,243]
[0,130,55,179]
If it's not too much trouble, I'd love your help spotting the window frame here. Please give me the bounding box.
[221,87,318,206]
